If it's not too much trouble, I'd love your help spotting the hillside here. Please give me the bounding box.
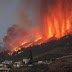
[0,35,72,61]
[8,35,72,61]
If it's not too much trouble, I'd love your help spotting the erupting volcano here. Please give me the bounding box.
[3,0,72,55]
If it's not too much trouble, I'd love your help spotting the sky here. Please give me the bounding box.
[0,0,40,42]
[0,0,20,42]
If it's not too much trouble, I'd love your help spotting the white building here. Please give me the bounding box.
[38,61,43,64]
[0,64,3,68]
[13,62,22,68]
[23,59,30,64]
[34,60,52,65]
[2,60,12,65]
[2,60,12,68]
[0,68,10,72]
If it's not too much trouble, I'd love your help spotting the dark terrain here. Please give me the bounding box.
[0,35,72,62]
[0,35,72,72]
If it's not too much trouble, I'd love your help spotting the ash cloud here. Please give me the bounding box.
[3,24,28,50]
[3,0,41,50]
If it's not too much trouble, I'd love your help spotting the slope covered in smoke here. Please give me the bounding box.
[5,35,72,61]
[3,24,28,50]
[0,34,72,62]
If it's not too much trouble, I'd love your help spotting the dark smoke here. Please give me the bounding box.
[3,0,41,50]
[3,24,28,50]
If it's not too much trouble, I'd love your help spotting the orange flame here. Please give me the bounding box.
[8,0,72,55]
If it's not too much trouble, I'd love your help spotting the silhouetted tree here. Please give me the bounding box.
[29,49,33,64]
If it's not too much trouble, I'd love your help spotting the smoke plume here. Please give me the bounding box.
[3,0,72,52]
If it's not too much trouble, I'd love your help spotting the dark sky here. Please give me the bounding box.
[0,0,20,42]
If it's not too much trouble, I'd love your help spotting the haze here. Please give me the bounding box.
[0,0,20,42]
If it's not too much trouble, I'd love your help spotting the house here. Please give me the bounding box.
[34,61,43,65]
[2,60,12,65]
[0,68,10,72]
[2,60,12,68]
[38,61,43,64]
[23,59,30,64]
[34,60,52,65]
[13,61,22,68]
[0,64,3,68]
